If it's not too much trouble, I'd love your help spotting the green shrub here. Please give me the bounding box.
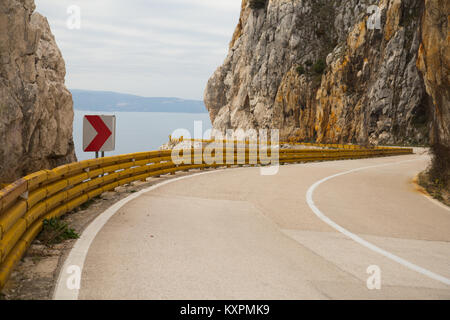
[249,0,267,9]
[296,65,305,75]
[39,218,80,245]
[313,59,326,74]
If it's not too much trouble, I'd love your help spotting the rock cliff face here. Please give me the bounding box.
[0,0,76,182]
[205,0,447,146]
[417,0,449,147]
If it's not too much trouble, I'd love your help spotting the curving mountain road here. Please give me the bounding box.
[55,152,450,300]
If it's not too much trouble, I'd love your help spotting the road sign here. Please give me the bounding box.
[83,115,116,152]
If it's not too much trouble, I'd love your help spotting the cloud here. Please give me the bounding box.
[34,0,242,100]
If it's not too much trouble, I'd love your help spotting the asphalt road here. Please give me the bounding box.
[55,152,450,300]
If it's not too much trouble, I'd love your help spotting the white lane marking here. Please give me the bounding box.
[53,170,225,300]
[306,158,450,286]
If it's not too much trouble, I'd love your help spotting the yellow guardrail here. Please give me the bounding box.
[0,144,413,289]
[182,138,384,150]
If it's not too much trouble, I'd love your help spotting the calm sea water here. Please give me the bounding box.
[73,110,212,161]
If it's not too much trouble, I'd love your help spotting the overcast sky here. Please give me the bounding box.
[34,0,242,100]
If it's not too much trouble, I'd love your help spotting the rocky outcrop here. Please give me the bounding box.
[205,0,439,146]
[0,0,76,182]
[417,0,449,147]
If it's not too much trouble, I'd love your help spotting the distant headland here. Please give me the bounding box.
[71,89,208,113]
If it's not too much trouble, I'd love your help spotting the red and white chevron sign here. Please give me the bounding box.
[83,115,116,152]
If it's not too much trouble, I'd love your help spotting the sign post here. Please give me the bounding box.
[83,115,116,158]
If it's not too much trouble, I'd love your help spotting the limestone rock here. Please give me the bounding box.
[417,0,450,146]
[205,0,435,146]
[0,0,76,182]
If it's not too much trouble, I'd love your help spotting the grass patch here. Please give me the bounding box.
[38,218,80,246]
[418,172,449,206]
[79,199,96,210]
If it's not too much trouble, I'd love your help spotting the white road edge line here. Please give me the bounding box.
[306,158,450,286]
[413,175,450,213]
[421,193,450,212]
[53,170,225,300]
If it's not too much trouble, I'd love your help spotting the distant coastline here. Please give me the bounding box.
[71,89,208,113]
